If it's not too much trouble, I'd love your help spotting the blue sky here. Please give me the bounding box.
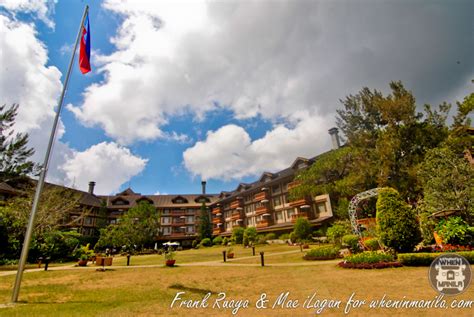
[1,0,472,195]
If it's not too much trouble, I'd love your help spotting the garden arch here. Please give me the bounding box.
[348,188,382,237]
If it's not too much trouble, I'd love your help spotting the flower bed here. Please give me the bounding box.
[303,246,340,260]
[338,251,401,269]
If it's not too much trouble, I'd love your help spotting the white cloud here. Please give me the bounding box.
[183,113,332,180]
[0,0,56,28]
[60,142,148,195]
[0,14,61,132]
[69,1,472,147]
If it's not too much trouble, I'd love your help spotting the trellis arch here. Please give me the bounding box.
[348,188,382,237]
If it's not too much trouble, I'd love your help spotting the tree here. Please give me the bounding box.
[292,218,312,242]
[445,93,473,155]
[197,202,212,240]
[0,185,86,261]
[0,104,40,184]
[231,227,244,244]
[96,201,160,251]
[376,188,421,252]
[243,227,257,246]
[418,146,473,224]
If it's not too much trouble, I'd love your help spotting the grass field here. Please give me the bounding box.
[0,244,473,317]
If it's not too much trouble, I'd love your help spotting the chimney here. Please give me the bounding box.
[201,180,206,195]
[88,181,96,195]
[328,127,341,150]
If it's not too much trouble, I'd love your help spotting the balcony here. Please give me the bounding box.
[291,212,309,223]
[230,199,243,209]
[170,211,186,216]
[254,191,269,202]
[256,220,272,229]
[288,197,312,207]
[213,228,223,235]
[255,205,269,216]
[212,207,222,215]
[212,218,222,224]
[171,221,186,227]
[169,232,187,238]
[287,180,302,191]
[230,212,243,221]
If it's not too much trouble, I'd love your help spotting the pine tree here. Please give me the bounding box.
[197,202,212,240]
[0,104,40,184]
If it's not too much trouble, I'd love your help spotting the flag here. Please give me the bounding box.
[79,13,91,74]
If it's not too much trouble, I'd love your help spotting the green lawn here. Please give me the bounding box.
[0,244,473,316]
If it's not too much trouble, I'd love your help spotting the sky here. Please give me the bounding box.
[0,0,473,196]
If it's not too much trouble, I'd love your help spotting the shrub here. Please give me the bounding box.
[191,240,199,248]
[264,233,276,241]
[398,251,474,266]
[435,217,473,246]
[231,227,245,244]
[292,218,312,242]
[212,236,223,245]
[342,234,360,253]
[344,251,394,264]
[279,233,290,240]
[200,238,212,247]
[327,224,348,247]
[243,227,258,246]
[312,229,324,237]
[364,238,381,251]
[289,232,297,243]
[376,188,421,252]
[222,237,229,246]
[303,246,340,260]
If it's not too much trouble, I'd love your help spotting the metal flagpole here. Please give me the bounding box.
[11,5,89,303]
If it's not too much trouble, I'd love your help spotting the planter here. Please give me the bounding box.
[166,259,176,267]
[303,244,310,249]
[77,259,88,266]
[227,253,235,259]
[95,256,113,266]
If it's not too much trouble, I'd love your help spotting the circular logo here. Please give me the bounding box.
[429,254,472,295]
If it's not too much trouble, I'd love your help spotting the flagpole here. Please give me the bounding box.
[11,5,89,303]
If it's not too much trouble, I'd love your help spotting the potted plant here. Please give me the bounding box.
[227,247,235,259]
[164,247,176,267]
[74,244,94,267]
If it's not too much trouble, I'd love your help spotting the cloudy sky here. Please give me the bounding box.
[0,0,472,195]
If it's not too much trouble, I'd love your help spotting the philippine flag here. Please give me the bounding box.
[79,13,91,74]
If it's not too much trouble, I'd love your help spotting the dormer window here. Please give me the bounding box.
[172,196,188,204]
[111,198,129,206]
[194,195,210,203]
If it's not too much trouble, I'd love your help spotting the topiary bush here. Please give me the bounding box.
[243,227,258,246]
[279,233,290,240]
[342,234,360,253]
[376,188,421,253]
[303,246,340,260]
[200,238,212,247]
[264,233,276,241]
[212,236,223,245]
[222,237,229,246]
[289,232,297,243]
[292,218,312,242]
[192,239,199,248]
[435,217,474,246]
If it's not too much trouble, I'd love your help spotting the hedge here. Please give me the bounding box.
[398,251,474,266]
[303,246,340,260]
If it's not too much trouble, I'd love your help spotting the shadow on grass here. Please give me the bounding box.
[168,283,215,295]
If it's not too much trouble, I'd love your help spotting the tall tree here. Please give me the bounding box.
[0,104,40,184]
[197,202,212,240]
[96,201,161,251]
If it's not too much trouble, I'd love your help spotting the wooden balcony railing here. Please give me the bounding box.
[287,180,302,191]
[212,207,222,215]
[288,197,311,207]
[256,220,271,228]
[254,191,269,201]
[230,212,243,221]
[291,212,308,223]
[171,221,186,227]
[212,218,222,224]
[255,205,269,216]
[230,200,243,209]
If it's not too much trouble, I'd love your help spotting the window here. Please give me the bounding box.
[163,227,171,235]
[112,198,128,206]
[276,211,285,223]
[272,196,282,207]
[272,184,281,195]
[84,217,93,225]
[282,182,289,192]
[187,216,194,223]
[162,217,171,224]
[186,226,194,233]
[286,208,295,221]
